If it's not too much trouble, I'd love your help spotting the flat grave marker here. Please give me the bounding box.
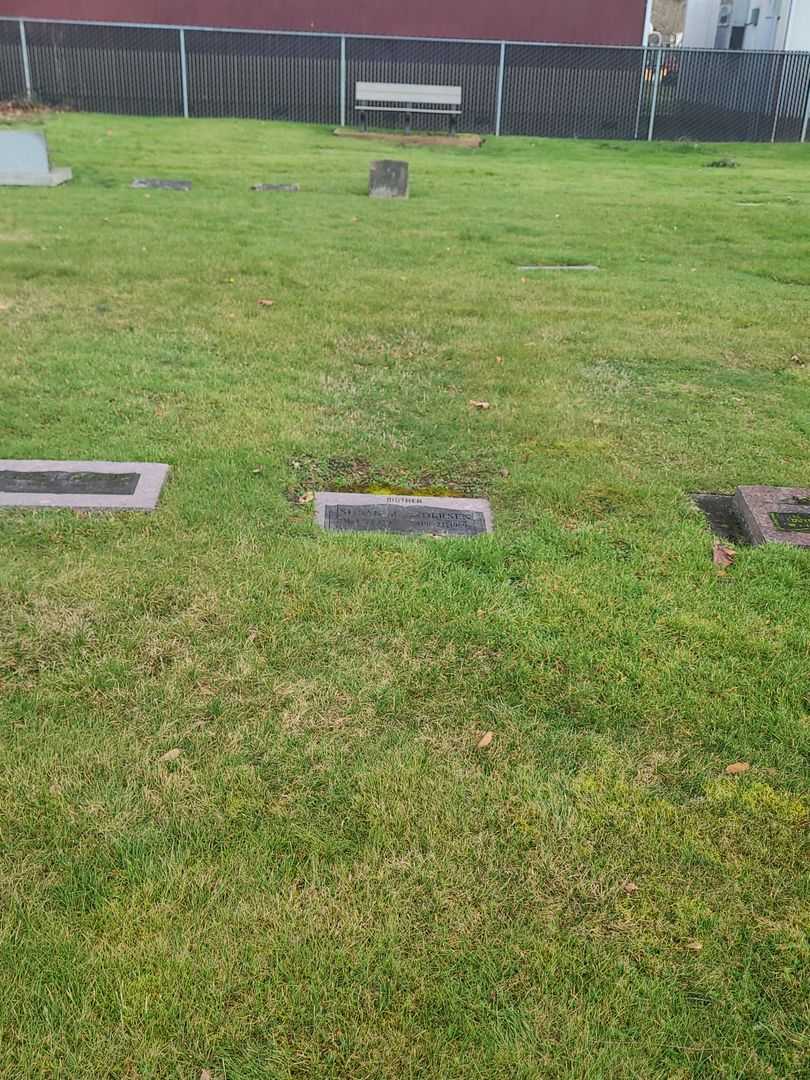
[251,182,300,192]
[369,160,409,199]
[733,485,810,548]
[0,130,72,187]
[315,492,492,537]
[0,460,170,511]
[131,178,192,191]
[518,264,600,272]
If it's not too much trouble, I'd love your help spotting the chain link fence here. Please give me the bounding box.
[1,17,809,143]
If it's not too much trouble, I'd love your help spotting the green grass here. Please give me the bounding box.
[1,113,809,1079]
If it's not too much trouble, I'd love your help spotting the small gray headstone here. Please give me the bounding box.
[251,182,300,192]
[315,492,491,537]
[733,486,810,548]
[131,178,192,191]
[0,460,170,511]
[369,160,409,199]
[0,130,72,187]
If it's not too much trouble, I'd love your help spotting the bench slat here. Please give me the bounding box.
[358,106,462,115]
[356,82,462,106]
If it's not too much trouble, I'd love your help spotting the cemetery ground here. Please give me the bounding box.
[1,112,808,1079]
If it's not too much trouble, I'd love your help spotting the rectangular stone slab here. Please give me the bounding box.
[518,264,600,271]
[0,460,170,511]
[733,485,810,548]
[315,492,492,537]
[0,130,50,173]
[0,130,72,186]
[368,160,409,199]
[251,183,300,192]
[131,178,191,190]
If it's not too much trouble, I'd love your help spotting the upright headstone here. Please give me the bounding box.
[368,160,409,199]
[0,130,72,187]
[733,486,810,548]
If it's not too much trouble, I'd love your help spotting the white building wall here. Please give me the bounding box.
[683,0,810,49]
[783,0,810,49]
[683,0,721,46]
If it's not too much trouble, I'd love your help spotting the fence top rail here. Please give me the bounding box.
[1,14,808,57]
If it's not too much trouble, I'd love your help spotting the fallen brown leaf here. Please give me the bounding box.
[685,940,703,953]
[297,490,315,505]
[159,748,182,763]
[725,761,750,776]
[476,731,494,750]
[257,298,274,307]
[200,1071,213,1080]
[469,400,491,410]
[496,356,504,365]
[713,543,735,569]
[622,881,639,895]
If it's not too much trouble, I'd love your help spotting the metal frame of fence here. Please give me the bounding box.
[2,15,810,142]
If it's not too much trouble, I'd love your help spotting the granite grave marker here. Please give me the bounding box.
[251,183,300,192]
[315,492,492,537]
[733,485,810,548]
[0,130,72,187]
[131,178,192,191]
[0,460,170,511]
[369,160,409,199]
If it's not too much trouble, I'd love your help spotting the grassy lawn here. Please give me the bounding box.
[1,113,809,1079]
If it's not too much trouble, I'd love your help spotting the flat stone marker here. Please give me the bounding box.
[0,460,170,511]
[518,264,600,271]
[733,485,810,548]
[315,492,492,537]
[131,178,191,191]
[251,182,300,192]
[0,130,72,187]
[369,160,409,199]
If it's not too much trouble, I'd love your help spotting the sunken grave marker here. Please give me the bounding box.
[315,492,492,538]
[131,178,192,191]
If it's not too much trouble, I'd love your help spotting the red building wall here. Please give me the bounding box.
[0,1,647,46]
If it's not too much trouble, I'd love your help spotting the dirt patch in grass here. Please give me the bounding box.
[286,455,496,503]
[333,128,484,149]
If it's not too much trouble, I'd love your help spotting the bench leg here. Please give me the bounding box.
[450,115,458,136]
[362,110,368,133]
[405,111,412,136]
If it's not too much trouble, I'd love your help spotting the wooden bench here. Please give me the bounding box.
[355,82,462,135]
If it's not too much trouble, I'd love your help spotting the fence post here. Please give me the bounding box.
[19,20,32,102]
[495,41,506,136]
[770,54,788,144]
[647,48,663,141]
[340,35,347,128]
[633,48,648,140]
[179,28,189,119]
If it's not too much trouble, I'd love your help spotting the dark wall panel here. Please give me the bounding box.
[0,2,648,47]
